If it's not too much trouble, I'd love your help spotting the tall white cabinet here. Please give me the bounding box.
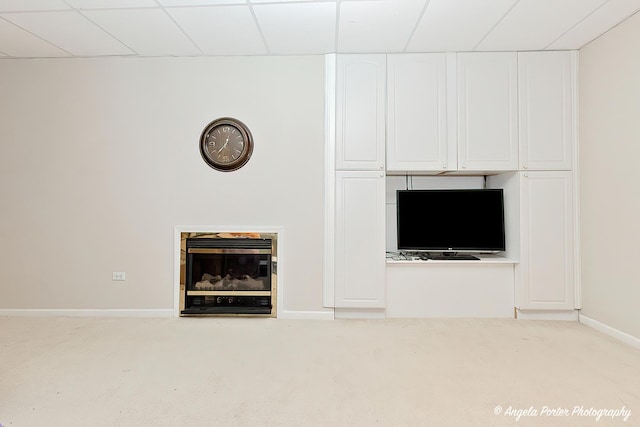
[515,51,578,315]
[332,55,386,311]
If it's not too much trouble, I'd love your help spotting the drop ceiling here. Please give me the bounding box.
[0,0,639,58]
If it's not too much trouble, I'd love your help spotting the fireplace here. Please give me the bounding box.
[179,232,277,317]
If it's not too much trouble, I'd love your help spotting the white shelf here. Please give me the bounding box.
[386,254,517,264]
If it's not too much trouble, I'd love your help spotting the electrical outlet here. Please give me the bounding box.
[112,272,126,281]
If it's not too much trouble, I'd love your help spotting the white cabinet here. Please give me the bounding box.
[386,53,455,172]
[336,55,386,171]
[386,261,515,318]
[335,171,386,308]
[517,171,575,310]
[457,52,518,171]
[518,51,575,170]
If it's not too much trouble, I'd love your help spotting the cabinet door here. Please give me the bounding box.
[457,52,518,171]
[518,51,575,170]
[336,55,386,171]
[335,171,386,308]
[517,171,575,310]
[387,53,453,172]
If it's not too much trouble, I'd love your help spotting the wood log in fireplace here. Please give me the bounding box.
[194,273,267,291]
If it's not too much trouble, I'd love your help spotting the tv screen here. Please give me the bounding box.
[396,189,505,252]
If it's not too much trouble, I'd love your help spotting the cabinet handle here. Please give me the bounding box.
[443,164,447,169]
[462,164,467,168]
[523,165,528,169]
[524,173,529,178]
[380,173,384,178]
[379,164,384,170]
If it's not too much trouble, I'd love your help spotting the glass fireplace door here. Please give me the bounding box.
[182,238,273,315]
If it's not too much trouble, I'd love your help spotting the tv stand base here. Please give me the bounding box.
[430,253,480,261]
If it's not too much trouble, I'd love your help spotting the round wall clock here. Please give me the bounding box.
[199,117,253,172]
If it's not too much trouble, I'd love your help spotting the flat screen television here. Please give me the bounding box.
[396,189,505,253]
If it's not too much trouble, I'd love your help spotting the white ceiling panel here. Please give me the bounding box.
[167,6,266,55]
[548,0,640,49]
[338,0,427,52]
[477,0,608,51]
[83,9,200,56]
[254,2,335,54]
[65,0,159,9]
[408,0,518,52]
[0,0,70,12]
[0,0,638,58]
[0,17,69,57]
[2,11,133,56]
[250,0,318,3]
[159,0,246,5]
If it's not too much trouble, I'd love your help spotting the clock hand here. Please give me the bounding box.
[217,136,230,154]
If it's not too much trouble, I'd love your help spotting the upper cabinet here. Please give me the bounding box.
[518,51,576,170]
[335,51,576,174]
[386,53,455,172]
[457,52,519,171]
[336,54,386,171]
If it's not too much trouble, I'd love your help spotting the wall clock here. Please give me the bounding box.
[199,117,253,172]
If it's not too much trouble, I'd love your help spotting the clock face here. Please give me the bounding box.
[199,118,253,171]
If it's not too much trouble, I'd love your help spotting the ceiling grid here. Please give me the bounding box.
[0,0,638,58]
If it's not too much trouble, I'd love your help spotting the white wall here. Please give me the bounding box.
[579,12,640,338]
[0,56,328,313]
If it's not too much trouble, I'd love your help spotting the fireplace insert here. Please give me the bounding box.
[180,237,275,316]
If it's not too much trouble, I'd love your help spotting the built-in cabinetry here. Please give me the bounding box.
[332,55,386,311]
[335,54,386,171]
[386,52,521,173]
[387,259,515,318]
[327,51,578,318]
[518,51,575,171]
[517,171,575,310]
[335,171,386,308]
[457,52,519,171]
[386,53,453,172]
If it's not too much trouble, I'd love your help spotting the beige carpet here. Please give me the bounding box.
[1,317,639,427]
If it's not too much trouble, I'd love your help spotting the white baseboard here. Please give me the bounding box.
[0,309,174,318]
[516,309,579,321]
[579,314,640,350]
[279,310,334,320]
[334,308,386,319]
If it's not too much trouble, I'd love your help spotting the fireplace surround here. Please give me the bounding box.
[178,231,278,317]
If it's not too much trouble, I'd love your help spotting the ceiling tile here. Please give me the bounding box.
[65,0,159,9]
[250,0,318,2]
[338,0,427,53]
[3,11,133,56]
[0,0,71,12]
[477,0,608,51]
[83,9,200,56]
[548,0,640,49]
[159,0,246,5]
[167,6,266,55]
[253,2,335,54]
[0,17,70,57]
[407,0,518,52]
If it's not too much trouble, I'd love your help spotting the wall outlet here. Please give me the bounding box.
[112,272,126,281]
